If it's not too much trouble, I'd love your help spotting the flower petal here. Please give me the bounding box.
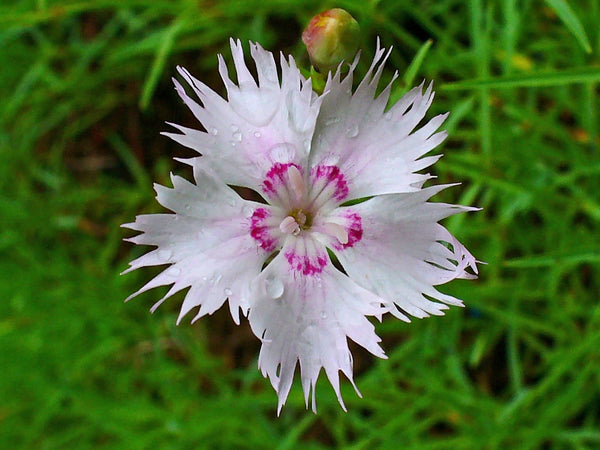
[332,185,479,320]
[248,248,387,414]
[161,39,322,196]
[310,41,447,198]
[123,165,270,324]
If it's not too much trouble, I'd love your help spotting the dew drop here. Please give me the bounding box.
[269,143,297,163]
[224,288,232,296]
[157,249,172,261]
[287,91,313,133]
[254,131,261,138]
[320,311,327,319]
[315,275,322,288]
[325,116,340,126]
[232,131,242,142]
[264,276,284,299]
[211,273,223,284]
[264,68,278,84]
[303,139,311,152]
[345,124,359,138]
[344,251,356,262]
[208,127,218,136]
[167,266,181,276]
[230,124,240,132]
[384,111,394,121]
[321,154,340,166]
[184,204,191,211]
[242,205,254,217]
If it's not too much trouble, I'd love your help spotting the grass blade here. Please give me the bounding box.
[545,0,592,53]
[443,66,600,90]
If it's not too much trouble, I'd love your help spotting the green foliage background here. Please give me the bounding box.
[1,0,599,448]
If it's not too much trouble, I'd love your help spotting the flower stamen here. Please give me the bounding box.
[324,222,349,245]
[287,165,306,202]
[279,216,301,235]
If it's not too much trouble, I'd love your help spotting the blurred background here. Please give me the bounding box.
[1,0,599,448]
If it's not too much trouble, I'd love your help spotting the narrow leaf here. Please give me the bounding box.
[545,0,592,53]
[443,66,600,90]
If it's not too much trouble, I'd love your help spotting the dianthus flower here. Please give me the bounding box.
[123,39,479,413]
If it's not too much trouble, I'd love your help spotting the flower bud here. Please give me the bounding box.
[302,8,360,73]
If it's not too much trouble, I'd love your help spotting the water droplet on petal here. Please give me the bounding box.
[208,127,218,136]
[242,205,254,217]
[269,143,297,163]
[315,276,322,288]
[211,273,222,284]
[344,250,356,262]
[157,249,172,261]
[264,276,284,299]
[325,116,340,126]
[321,154,340,166]
[254,131,261,138]
[287,91,313,133]
[303,139,311,152]
[345,124,359,138]
[384,111,393,121]
[320,311,327,319]
[184,204,191,210]
[232,131,242,142]
[230,86,279,127]
[231,124,240,132]
[167,266,181,276]
[224,288,232,296]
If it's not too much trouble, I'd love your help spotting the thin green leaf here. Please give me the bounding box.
[545,0,592,53]
[443,66,600,90]
[139,15,186,111]
[504,250,600,268]
[389,39,432,104]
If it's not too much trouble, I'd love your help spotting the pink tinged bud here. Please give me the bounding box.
[302,8,360,73]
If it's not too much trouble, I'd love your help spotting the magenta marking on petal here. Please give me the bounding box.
[310,165,349,201]
[250,207,277,251]
[334,211,363,250]
[261,162,303,198]
[284,249,327,276]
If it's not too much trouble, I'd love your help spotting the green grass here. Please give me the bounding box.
[1,0,599,448]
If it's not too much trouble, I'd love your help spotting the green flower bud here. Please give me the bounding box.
[302,8,360,73]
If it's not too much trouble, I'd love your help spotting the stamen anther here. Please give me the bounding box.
[324,222,349,245]
[280,215,300,235]
[287,165,306,201]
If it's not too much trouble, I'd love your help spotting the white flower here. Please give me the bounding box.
[123,39,479,413]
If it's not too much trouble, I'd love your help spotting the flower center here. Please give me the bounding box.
[250,160,362,258]
[279,209,309,236]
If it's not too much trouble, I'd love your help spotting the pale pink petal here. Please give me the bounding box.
[161,40,322,194]
[332,185,479,320]
[248,246,387,414]
[310,42,447,198]
[123,165,273,324]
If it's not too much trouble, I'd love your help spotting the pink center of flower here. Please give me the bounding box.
[284,249,328,276]
[249,161,363,276]
[250,207,277,252]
